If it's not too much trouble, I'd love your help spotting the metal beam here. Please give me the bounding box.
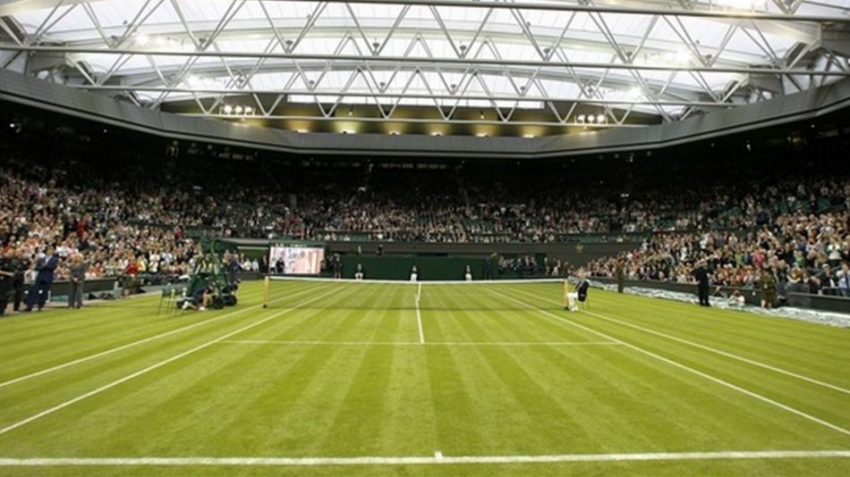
[284,0,850,23]
[178,113,647,128]
[66,84,731,108]
[3,0,849,23]
[4,45,848,76]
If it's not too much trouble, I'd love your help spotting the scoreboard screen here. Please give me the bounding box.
[269,245,325,275]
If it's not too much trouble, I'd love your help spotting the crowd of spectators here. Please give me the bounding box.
[587,179,850,300]
[2,148,850,304]
[0,167,204,282]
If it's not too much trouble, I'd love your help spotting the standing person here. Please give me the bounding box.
[0,249,14,316]
[838,263,850,297]
[616,259,625,294]
[332,254,343,279]
[760,266,776,309]
[12,247,29,312]
[464,265,473,282]
[24,246,59,312]
[68,254,88,309]
[354,263,364,281]
[692,259,710,307]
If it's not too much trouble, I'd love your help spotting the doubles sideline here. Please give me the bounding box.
[508,287,850,396]
[0,450,848,467]
[416,282,424,344]
[490,288,850,439]
[0,282,325,390]
[0,284,351,437]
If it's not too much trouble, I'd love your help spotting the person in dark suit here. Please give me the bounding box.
[24,246,60,312]
[0,249,14,316]
[68,254,88,309]
[12,248,29,312]
[692,260,710,307]
[615,259,625,294]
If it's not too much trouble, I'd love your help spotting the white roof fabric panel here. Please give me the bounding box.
[6,0,847,120]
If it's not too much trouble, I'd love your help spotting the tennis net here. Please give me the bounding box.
[264,276,567,311]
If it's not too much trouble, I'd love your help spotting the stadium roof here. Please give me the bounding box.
[2,0,850,135]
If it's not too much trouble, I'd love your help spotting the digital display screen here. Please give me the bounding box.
[269,246,325,275]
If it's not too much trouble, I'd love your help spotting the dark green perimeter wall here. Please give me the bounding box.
[230,240,639,281]
[341,255,486,281]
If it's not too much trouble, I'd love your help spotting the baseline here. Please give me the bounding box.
[0,450,848,467]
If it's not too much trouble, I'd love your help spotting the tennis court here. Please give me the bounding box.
[0,279,848,476]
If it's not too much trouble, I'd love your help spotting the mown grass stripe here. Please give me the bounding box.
[218,340,620,346]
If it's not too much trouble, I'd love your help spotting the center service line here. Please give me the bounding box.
[0,285,347,437]
[490,289,850,439]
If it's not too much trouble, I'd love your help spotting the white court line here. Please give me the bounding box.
[491,289,850,439]
[0,450,848,467]
[582,309,850,396]
[0,286,346,437]
[416,282,424,344]
[219,340,622,347]
[0,283,325,390]
[513,287,850,396]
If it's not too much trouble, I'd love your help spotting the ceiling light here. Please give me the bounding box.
[596,114,606,124]
[223,105,233,114]
[244,106,253,114]
[234,106,243,114]
[577,115,586,123]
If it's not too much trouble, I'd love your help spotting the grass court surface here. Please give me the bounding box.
[0,279,848,476]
